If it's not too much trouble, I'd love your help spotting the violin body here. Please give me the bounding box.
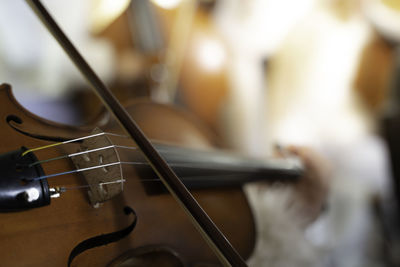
[0,84,255,266]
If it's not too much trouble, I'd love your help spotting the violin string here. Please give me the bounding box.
[28,144,138,167]
[57,179,127,192]
[31,156,247,182]
[32,161,147,181]
[137,173,246,182]
[54,173,245,192]
[21,132,128,157]
[32,160,243,181]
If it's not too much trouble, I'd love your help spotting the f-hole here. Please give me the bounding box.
[6,115,23,124]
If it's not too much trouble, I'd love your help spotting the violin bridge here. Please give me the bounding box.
[71,128,124,207]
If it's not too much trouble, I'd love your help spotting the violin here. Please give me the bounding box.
[0,85,301,266]
[0,1,302,266]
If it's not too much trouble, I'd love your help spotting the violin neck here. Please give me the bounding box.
[154,144,303,189]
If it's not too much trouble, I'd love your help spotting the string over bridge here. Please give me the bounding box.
[71,128,124,207]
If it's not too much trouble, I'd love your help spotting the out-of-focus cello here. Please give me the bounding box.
[87,0,230,132]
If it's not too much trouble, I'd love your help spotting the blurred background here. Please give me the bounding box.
[1,0,400,266]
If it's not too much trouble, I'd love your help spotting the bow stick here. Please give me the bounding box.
[24,1,247,266]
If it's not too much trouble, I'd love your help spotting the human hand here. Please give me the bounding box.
[281,146,331,227]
